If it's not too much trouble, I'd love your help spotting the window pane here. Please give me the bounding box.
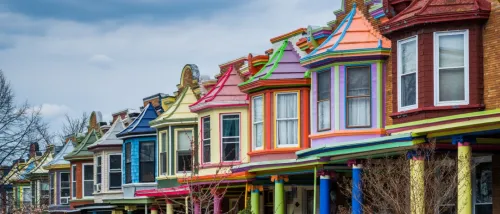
[475,162,492,204]
[140,162,155,182]
[277,120,298,145]
[161,152,167,174]
[318,100,330,130]
[347,67,370,96]
[126,144,131,162]
[84,165,93,180]
[109,172,122,188]
[401,73,416,107]
[203,117,210,139]
[253,123,263,148]
[401,39,417,74]
[347,97,371,127]
[126,163,131,183]
[476,205,492,214]
[161,132,167,152]
[140,142,155,162]
[317,70,331,100]
[253,96,263,122]
[439,68,465,102]
[110,155,121,170]
[84,181,93,196]
[178,131,193,151]
[222,115,240,137]
[277,94,298,119]
[23,188,31,202]
[223,140,239,161]
[177,152,192,172]
[62,172,70,182]
[203,143,211,163]
[439,34,464,68]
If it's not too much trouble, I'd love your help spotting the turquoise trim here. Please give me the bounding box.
[328,6,356,52]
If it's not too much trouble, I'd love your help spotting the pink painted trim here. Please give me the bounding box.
[135,185,190,197]
[458,142,470,147]
[219,112,242,164]
[190,65,233,107]
[200,162,242,169]
[190,103,248,113]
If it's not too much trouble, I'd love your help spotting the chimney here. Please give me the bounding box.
[29,142,39,159]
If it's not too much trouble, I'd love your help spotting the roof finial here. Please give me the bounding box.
[352,2,356,8]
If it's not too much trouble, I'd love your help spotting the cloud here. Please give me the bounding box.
[37,103,71,118]
[88,54,113,69]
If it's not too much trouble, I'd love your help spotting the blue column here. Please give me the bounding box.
[352,164,363,214]
[319,175,331,214]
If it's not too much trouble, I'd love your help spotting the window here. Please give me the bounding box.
[474,162,492,213]
[40,180,49,206]
[31,181,36,206]
[160,132,168,175]
[434,30,469,106]
[82,164,94,197]
[60,172,70,204]
[49,173,54,205]
[276,92,299,147]
[96,156,102,185]
[177,130,193,172]
[125,143,132,184]
[346,66,371,128]
[202,117,211,163]
[317,70,331,131]
[22,187,31,206]
[221,114,240,161]
[252,96,264,150]
[109,154,122,189]
[139,141,155,182]
[398,36,418,111]
[71,165,76,198]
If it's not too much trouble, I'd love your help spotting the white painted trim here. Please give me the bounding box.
[71,164,77,199]
[220,113,241,162]
[60,171,70,204]
[397,36,419,112]
[275,92,300,148]
[108,153,122,190]
[252,95,264,151]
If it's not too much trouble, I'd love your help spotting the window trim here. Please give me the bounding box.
[274,91,301,148]
[81,163,94,198]
[71,165,76,199]
[125,142,132,184]
[433,30,470,106]
[317,70,332,132]
[345,65,372,128]
[108,153,122,190]
[201,116,211,164]
[220,113,241,162]
[397,36,419,112]
[175,128,194,173]
[60,171,70,204]
[95,156,102,185]
[159,131,168,175]
[139,141,156,183]
[252,95,264,151]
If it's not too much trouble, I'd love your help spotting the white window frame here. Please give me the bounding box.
[60,172,70,204]
[252,95,264,150]
[433,30,469,106]
[220,113,241,162]
[201,116,211,164]
[82,163,94,198]
[397,36,419,111]
[176,129,194,173]
[71,165,76,199]
[22,187,31,203]
[275,92,299,148]
[108,153,122,190]
[95,156,102,185]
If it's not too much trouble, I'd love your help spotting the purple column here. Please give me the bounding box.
[194,198,201,214]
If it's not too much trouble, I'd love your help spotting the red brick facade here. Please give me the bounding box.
[483,0,500,110]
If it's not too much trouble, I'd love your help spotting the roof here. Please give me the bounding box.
[116,104,158,138]
[88,118,125,149]
[64,130,99,161]
[43,140,75,169]
[301,4,391,67]
[190,65,248,112]
[28,150,53,175]
[150,87,199,127]
[380,0,491,34]
[239,39,308,87]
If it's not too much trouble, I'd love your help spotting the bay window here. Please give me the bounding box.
[61,172,70,204]
[177,130,193,172]
[202,117,211,163]
[317,70,331,131]
[434,30,469,106]
[82,164,94,197]
[398,36,418,111]
[252,96,264,150]
[221,114,240,161]
[109,154,122,189]
[160,132,168,175]
[346,66,371,128]
[139,141,155,182]
[276,92,298,147]
[71,165,76,198]
[125,143,132,184]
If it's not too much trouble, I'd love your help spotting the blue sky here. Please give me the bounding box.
[0,0,339,134]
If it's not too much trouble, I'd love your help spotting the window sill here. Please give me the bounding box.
[200,162,242,168]
[309,129,386,139]
[390,104,484,119]
[248,148,301,156]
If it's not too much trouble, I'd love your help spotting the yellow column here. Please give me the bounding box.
[457,142,472,214]
[410,156,425,214]
[166,200,174,214]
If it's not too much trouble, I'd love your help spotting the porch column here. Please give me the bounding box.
[349,161,363,214]
[319,171,333,214]
[166,200,174,214]
[409,152,425,214]
[194,197,201,214]
[272,175,288,214]
[250,188,260,214]
[457,141,472,214]
[150,207,158,214]
[212,189,223,214]
[124,205,136,214]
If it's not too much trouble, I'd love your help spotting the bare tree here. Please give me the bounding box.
[58,112,88,142]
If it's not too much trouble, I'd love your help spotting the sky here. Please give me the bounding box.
[0,0,340,133]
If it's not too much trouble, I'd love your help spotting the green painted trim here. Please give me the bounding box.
[260,39,288,80]
[385,109,500,130]
[301,49,391,65]
[239,40,287,86]
[334,65,340,130]
[249,161,327,173]
[377,61,382,128]
[304,70,312,78]
[150,87,189,126]
[104,198,155,204]
[328,151,406,164]
[315,141,414,158]
[313,167,317,214]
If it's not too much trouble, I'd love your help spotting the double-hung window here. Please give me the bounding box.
[160,132,168,175]
[434,30,469,106]
[96,156,102,187]
[276,92,299,147]
[41,180,49,205]
[60,172,70,203]
[49,173,54,205]
[125,143,132,184]
[398,36,418,111]
[221,114,240,161]
[177,130,193,172]
[139,142,155,182]
[252,96,264,150]
[22,187,31,206]
[109,154,122,189]
[202,117,211,163]
[82,164,94,197]
[346,66,371,128]
[71,165,76,198]
[317,70,331,131]
[31,181,36,206]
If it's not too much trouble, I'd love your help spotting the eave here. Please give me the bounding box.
[238,79,311,93]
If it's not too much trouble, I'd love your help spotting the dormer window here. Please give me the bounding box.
[252,95,264,150]
[397,36,418,111]
[346,66,371,128]
[434,30,469,106]
[275,92,299,147]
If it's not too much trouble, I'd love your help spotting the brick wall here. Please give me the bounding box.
[483,0,500,110]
